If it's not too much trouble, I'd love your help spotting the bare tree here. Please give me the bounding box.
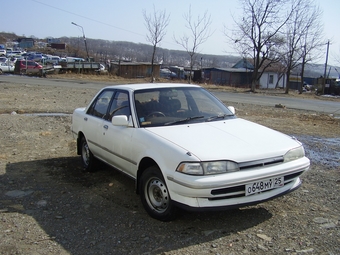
[174,6,212,83]
[280,0,324,94]
[229,0,292,92]
[297,1,323,94]
[143,5,170,82]
[281,0,306,94]
[334,48,340,67]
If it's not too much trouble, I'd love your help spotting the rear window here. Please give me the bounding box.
[19,61,37,66]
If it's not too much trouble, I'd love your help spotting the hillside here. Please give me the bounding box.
[1,32,339,78]
[60,36,242,68]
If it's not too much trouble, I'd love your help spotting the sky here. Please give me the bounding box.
[1,0,339,66]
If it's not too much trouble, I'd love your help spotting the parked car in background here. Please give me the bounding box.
[7,50,23,58]
[60,57,85,62]
[160,68,177,79]
[0,57,7,63]
[6,48,13,56]
[0,62,15,74]
[71,83,310,221]
[0,44,6,56]
[14,60,43,75]
[28,53,46,62]
[45,55,60,65]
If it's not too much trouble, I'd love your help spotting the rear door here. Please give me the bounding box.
[27,61,40,73]
[83,89,115,159]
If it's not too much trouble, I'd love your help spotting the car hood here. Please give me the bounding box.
[146,118,301,162]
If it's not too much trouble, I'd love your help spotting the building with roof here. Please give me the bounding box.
[111,61,160,79]
[17,38,35,49]
[203,58,287,88]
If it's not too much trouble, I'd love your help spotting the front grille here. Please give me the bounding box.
[239,156,284,170]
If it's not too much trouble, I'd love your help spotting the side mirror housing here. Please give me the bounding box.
[227,106,235,115]
[111,115,133,127]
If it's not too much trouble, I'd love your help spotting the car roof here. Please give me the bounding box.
[103,83,201,92]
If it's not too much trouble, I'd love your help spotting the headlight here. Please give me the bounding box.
[177,161,239,175]
[283,146,305,162]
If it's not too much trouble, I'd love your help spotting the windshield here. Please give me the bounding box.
[134,87,234,127]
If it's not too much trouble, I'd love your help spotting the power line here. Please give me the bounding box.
[31,0,145,38]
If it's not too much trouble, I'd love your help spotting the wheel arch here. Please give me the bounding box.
[136,157,159,194]
[76,131,85,155]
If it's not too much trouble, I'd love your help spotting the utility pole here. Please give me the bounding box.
[200,57,203,82]
[71,22,90,61]
[322,40,330,94]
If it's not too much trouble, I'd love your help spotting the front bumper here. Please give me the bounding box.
[166,157,310,210]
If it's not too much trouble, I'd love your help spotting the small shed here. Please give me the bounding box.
[111,61,160,79]
[258,63,286,89]
[203,67,252,87]
[260,70,286,89]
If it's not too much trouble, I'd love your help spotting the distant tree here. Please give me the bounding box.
[333,49,340,68]
[228,0,292,92]
[280,0,323,94]
[143,5,170,82]
[297,1,323,94]
[174,5,212,83]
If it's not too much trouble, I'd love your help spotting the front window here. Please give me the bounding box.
[87,90,114,118]
[134,87,234,127]
[108,91,130,118]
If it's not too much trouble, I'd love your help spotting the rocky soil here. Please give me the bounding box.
[0,78,339,255]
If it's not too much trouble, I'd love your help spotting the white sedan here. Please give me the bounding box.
[71,83,310,221]
[0,62,15,74]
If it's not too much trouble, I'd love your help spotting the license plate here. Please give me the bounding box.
[245,176,284,196]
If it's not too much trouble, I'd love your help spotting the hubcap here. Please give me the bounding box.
[146,178,169,212]
[82,142,90,166]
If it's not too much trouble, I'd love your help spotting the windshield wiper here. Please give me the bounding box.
[164,115,204,125]
[205,114,232,122]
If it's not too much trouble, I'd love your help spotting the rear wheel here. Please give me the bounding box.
[80,136,97,172]
[139,166,177,221]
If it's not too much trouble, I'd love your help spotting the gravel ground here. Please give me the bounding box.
[0,80,339,255]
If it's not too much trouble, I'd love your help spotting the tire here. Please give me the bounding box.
[0,69,3,75]
[139,166,177,221]
[80,136,97,172]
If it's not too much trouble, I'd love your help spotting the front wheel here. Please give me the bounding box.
[139,166,177,221]
[80,136,97,172]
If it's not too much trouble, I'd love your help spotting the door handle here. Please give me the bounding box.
[103,125,108,129]
[84,117,88,121]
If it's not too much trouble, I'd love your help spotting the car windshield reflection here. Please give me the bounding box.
[134,87,234,127]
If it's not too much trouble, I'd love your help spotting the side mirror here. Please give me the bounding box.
[111,115,131,126]
[227,106,235,115]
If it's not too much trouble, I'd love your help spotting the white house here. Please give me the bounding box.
[233,59,287,89]
[259,70,286,89]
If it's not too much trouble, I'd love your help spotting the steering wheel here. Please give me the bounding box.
[147,111,166,118]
